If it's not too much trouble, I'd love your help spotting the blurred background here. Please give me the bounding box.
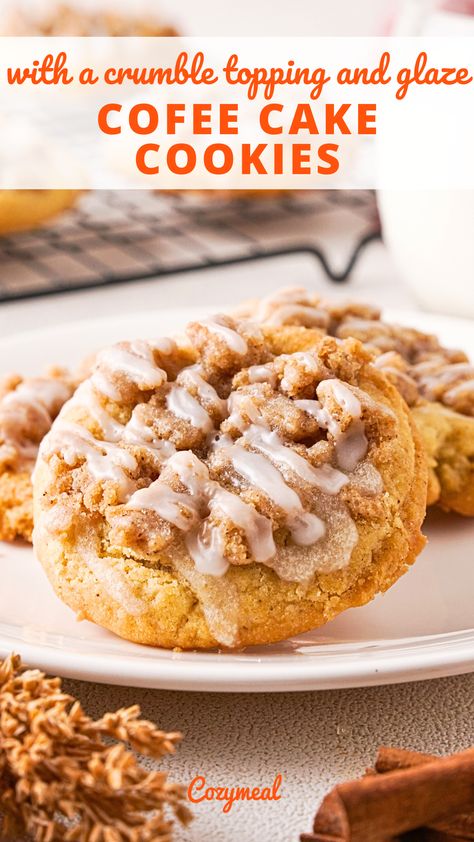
[0,0,473,332]
[1,0,393,36]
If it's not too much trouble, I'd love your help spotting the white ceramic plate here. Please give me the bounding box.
[1,305,473,691]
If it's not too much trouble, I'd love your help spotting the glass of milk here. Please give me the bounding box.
[378,1,474,316]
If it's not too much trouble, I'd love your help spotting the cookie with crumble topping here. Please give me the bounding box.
[0,326,319,545]
[33,315,427,650]
[0,190,80,236]
[239,286,474,517]
[0,369,76,542]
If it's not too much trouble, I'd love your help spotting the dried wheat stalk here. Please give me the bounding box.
[0,654,192,841]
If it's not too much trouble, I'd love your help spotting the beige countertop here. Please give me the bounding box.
[65,674,474,841]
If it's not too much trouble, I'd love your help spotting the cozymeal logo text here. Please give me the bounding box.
[187,774,283,813]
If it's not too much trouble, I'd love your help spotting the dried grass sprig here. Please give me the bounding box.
[0,654,192,841]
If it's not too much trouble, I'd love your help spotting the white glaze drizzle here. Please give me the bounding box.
[287,510,326,546]
[1,378,71,420]
[70,381,125,441]
[45,421,136,498]
[254,286,318,320]
[316,380,368,472]
[49,364,373,575]
[334,420,369,473]
[337,316,381,334]
[149,337,177,355]
[216,438,325,546]
[200,316,248,354]
[247,364,277,387]
[374,351,401,370]
[227,391,263,431]
[185,524,228,576]
[166,385,214,434]
[264,304,329,328]
[280,352,319,394]
[226,443,301,510]
[318,379,362,419]
[95,340,167,394]
[122,410,176,462]
[2,387,51,428]
[294,398,338,437]
[90,369,122,402]
[242,425,348,494]
[178,365,227,415]
[415,362,474,398]
[444,378,474,401]
[125,450,276,576]
[127,482,199,530]
[210,486,275,562]
[374,352,416,388]
[71,381,177,465]
[0,376,72,466]
[47,340,221,496]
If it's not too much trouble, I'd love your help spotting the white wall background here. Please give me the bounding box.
[157,0,393,35]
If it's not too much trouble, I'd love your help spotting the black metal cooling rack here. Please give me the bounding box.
[0,190,381,303]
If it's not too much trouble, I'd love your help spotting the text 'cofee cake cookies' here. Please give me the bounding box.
[33,317,427,650]
[238,287,474,517]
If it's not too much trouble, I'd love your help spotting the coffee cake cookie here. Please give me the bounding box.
[0,370,76,541]
[239,287,474,516]
[33,317,426,649]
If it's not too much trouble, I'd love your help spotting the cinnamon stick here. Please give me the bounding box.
[375,746,442,774]
[375,747,474,840]
[302,831,464,842]
[302,747,474,842]
[404,832,470,842]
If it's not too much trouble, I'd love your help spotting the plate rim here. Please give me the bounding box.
[1,627,473,692]
[1,304,473,357]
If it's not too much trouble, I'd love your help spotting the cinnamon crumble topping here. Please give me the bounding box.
[242,287,474,416]
[39,318,388,585]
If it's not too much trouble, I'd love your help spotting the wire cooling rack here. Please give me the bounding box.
[0,190,381,302]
